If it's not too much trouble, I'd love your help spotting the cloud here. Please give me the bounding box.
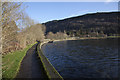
[106,0,114,2]
[105,0,119,3]
[104,0,117,4]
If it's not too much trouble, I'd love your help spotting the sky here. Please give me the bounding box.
[24,2,118,23]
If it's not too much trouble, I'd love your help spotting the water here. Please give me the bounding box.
[42,38,119,79]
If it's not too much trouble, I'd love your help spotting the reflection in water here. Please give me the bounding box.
[42,38,119,78]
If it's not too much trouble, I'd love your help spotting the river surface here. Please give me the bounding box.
[42,38,119,79]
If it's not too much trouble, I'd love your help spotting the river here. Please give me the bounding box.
[42,38,119,79]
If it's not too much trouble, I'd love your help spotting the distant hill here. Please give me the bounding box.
[43,12,120,37]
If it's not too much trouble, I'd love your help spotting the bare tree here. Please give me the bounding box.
[1,2,45,54]
[0,1,2,54]
[1,2,26,53]
[46,31,68,40]
[25,24,45,43]
[46,32,54,39]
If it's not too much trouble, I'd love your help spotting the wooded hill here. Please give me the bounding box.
[43,12,120,37]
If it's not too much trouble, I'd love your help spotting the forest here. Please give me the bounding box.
[43,12,120,37]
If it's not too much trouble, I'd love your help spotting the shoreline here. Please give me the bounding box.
[38,42,64,79]
[40,36,119,48]
[53,36,120,42]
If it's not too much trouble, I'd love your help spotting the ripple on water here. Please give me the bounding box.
[42,38,119,78]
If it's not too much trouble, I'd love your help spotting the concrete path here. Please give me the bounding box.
[16,43,48,79]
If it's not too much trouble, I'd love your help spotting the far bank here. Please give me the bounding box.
[42,36,120,45]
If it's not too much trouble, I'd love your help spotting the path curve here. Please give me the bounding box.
[16,43,48,79]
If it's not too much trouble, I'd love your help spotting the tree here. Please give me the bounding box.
[0,1,2,54]
[41,24,46,35]
[46,31,68,40]
[21,23,45,46]
[1,2,45,54]
[1,2,26,53]
[2,20,21,53]
[46,32,54,39]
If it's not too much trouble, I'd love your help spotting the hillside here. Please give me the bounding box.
[43,12,120,37]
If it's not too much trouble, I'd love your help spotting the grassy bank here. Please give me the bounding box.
[2,43,36,79]
[37,43,63,80]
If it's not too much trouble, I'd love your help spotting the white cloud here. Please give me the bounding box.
[104,0,119,4]
[106,0,114,2]
[105,0,119,3]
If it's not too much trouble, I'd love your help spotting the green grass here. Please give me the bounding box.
[107,36,120,38]
[2,43,36,79]
[37,43,63,80]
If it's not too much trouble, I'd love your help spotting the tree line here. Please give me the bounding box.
[1,2,45,54]
[43,12,120,37]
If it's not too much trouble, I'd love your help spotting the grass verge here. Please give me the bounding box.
[2,43,36,79]
[37,43,63,80]
[107,36,120,38]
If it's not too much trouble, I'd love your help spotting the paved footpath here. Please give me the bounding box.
[16,43,48,79]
